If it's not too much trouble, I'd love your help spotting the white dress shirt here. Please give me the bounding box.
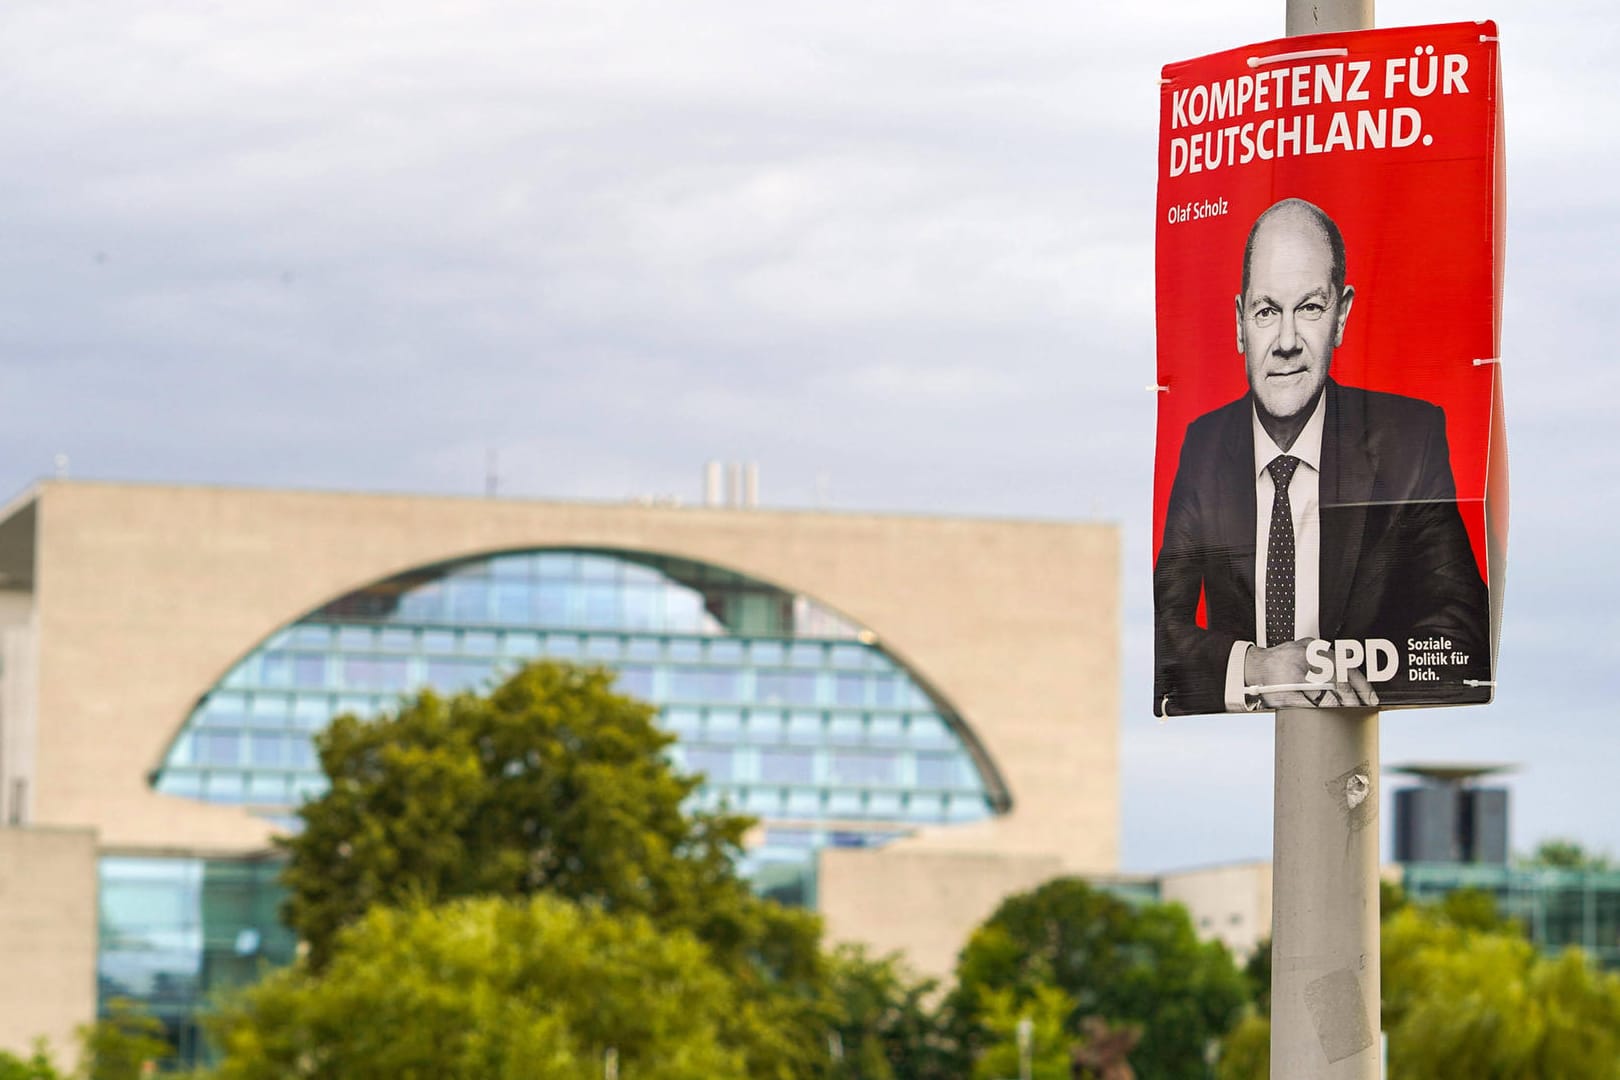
[1224,392,1327,709]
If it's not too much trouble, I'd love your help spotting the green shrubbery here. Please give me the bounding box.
[50,660,1604,1079]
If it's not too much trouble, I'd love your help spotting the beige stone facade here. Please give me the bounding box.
[0,826,98,1062]
[1158,860,1274,961]
[2,480,1119,862]
[820,847,1071,979]
[0,478,1121,1038]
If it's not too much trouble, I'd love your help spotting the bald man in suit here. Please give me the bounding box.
[1153,198,1489,716]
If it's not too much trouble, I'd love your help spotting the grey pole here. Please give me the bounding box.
[1270,2,1379,1075]
[1285,0,1371,37]
[1270,707,1380,1078]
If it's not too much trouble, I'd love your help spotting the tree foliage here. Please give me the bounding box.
[824,946,949,1080]
[79,999,171,1080]
[1379,876,1408,917]
[275,660,830,1077]
[948,878,1247,1080]
[0,1001,171,1080]
[281,661,759,966]
[1219,899,1620,1080]
[970,984,1076,1080]
[201,896,753,1080]
[1524,838,1615,872]
[1431,885,1518,934]
[1384,905,1620,1079]
[1212,1012,1269,1080]
[0,1043,62,1080]
[1240,939,1270,1019]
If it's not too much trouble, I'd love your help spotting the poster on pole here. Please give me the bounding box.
[1151,21,1506,717]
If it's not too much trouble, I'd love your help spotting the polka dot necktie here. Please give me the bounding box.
[1265,454,1301,647]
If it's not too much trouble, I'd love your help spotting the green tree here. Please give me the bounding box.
[0,1001,172,1080]
[1383,905,1620,1079]
[201,895,753,1080]
[1227,904,1620,1080]
[277,660,830,1078]
[1524,838,1615,872]
[948,878,1247,1080]
[1433,885,1518,934]
[281,661,758,965]
[1241,940,1270,1018]
[1212,1013,1268,1080]
[824,946,950,1080]
[78,999,170,1080]
[970,984,1076,1080]
[0,1042,63,1080]
[1379,876,1408,917]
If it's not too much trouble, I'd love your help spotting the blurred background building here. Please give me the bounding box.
[4,478,1612,1067]
[1157,764,1620,972]
[0,477,1119,1061]
[1391,764,1620,969]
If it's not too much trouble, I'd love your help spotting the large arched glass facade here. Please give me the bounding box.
[151,548,1006,904]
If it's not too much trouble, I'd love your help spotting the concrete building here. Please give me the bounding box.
[0,479,1120,1059]
[1390,763,1513,865]
[1154,771,1620,974]
[1159,860,1274,962]
[0,827,97,1060]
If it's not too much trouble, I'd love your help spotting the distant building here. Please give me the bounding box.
[1391,763,1512,865]
[1155,767,1620,972]
[1390,764,1620,967]
[1159,860,1274,961]
[0,479,1119,1062]
[1401,862,1620,967]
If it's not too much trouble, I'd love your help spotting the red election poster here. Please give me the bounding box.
[1152,21,1506,717]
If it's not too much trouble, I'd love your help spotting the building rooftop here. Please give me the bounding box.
[1388,763,1517,784]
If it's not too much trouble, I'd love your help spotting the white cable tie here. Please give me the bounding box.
[1147,384,1170,393]
[1472,357,1500,366]
[1479,35,1498,42]
[1246,682,1338,694]
[1159,76,1172,86]
[1463,679,1497,687]
[1247,47,1350,69]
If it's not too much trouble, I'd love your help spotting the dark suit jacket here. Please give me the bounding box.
[1153,381,1490,716]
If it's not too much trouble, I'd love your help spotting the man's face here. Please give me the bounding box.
[1234,212,1353,424]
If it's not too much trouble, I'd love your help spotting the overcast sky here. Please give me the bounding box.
[3,0,1613,873]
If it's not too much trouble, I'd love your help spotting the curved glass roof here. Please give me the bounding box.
[152,548,1007,903]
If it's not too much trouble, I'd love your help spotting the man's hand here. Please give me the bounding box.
[1338,663,1380,708]
[1244,640,1380,708]
[1243,640,1315,707]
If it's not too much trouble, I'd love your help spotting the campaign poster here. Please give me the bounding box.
[1152,22,1506,717]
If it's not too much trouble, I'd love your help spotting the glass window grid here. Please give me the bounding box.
[1402,864,1620,968]
[155,551,996,855]
[99,856,299,1068]
[168,697,983,810]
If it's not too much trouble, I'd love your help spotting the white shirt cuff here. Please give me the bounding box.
[1225,642,1257,711]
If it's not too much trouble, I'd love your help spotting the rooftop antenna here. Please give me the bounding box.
[53,453,70,479]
